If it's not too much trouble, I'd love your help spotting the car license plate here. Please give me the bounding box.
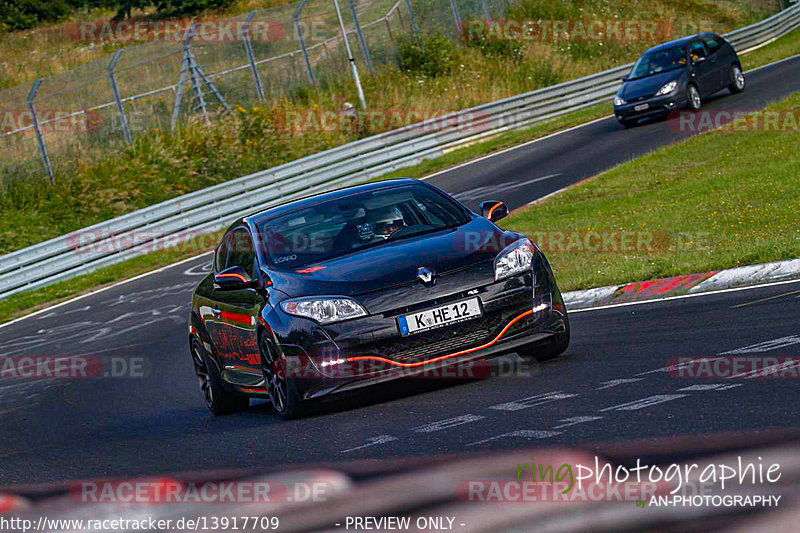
[634,103,650,111]
[398,297,482,336]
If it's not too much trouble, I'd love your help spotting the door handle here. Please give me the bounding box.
[213,307,221,319]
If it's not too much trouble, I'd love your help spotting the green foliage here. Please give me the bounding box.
[461,24,524,62]
[0,0,235,30]
[511,59,562,88]
[111,0,235,20]
[151,0,235,16]
[0,0,95,31]
[397,33,455,78]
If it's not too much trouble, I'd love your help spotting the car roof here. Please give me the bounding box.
[243,178,426,227]
[644,32,718,54]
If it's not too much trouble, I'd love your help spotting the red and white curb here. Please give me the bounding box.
[564,258,800,310]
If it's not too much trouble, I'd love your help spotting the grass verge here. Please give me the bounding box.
[1,27,799,324]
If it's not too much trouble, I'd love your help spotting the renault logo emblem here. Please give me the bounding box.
[417,267,435,285]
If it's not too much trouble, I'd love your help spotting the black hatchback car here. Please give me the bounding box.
[613,32,745,127]
[188,179,570,418]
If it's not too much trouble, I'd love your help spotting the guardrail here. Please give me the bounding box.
[1,3,799,300]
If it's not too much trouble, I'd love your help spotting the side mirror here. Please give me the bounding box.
[214,266,258,291]
[621,75,628,82]
[480,200,509,223]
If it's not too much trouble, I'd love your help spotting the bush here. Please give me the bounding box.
[460,22,523,62]
[0,0,236,30]
[397,33,455,78]
[151,0,235,16]
[0,0,85,31]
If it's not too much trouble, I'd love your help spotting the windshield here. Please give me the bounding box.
[628,45,687,80]
[257,185,469,269]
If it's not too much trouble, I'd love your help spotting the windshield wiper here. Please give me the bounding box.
[385,223,461,243]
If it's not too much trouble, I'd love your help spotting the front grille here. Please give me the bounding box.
[352,311,512,365]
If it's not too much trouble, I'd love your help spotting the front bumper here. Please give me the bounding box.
[614,91,685,122]
[272,252,567,400]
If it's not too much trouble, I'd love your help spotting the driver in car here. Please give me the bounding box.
[369,206,407,239]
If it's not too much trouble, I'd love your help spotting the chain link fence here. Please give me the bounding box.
[0,0,509,186]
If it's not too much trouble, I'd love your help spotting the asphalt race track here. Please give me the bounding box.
[1,55,799,485]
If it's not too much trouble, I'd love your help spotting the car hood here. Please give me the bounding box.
[621,69,683,100]
[269,217,520,298]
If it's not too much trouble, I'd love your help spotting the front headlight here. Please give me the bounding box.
[656,81,677,95]
[613,96,626,106]
[280,297,367,324]
[495,239,534,281]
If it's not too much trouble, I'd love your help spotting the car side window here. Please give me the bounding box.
[704,37,722,54]
[226,228,258,278]
[215,232,233,272]
[690,40,708,61]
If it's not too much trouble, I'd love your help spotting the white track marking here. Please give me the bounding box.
[599,394,688,412]
[637,334,800,377]
[677,384,742,391]
[552,416,603,429]
[595,378,643,390]
[35,305,92,320]
[339,435,398,453]
[421,118,613,182]
[467,430,561,446]
[488,391,577,411]
[411,414,485,433]
[454,174,561,202]
[720,335,800,355]
[729,359,800,379]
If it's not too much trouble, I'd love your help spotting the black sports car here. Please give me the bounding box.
[613,32,745,127]
[188,179,569,418]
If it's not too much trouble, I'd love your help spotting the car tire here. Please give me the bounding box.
[517,314,570,362]
[728,65,745,94]
[687,84,702,111]
[260,333,313,420]
[191,337,250,416]
[618,118,635,129]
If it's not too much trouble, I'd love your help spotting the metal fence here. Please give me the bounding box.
[0,3,799,300]
[0,0,511,185]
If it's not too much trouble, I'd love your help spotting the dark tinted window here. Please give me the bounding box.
[256,185,469,269]
[690,40,709,60]
[629,45,687,79]
[226,228,257,277]
[215,233,232,272]
[704,36,722,53]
